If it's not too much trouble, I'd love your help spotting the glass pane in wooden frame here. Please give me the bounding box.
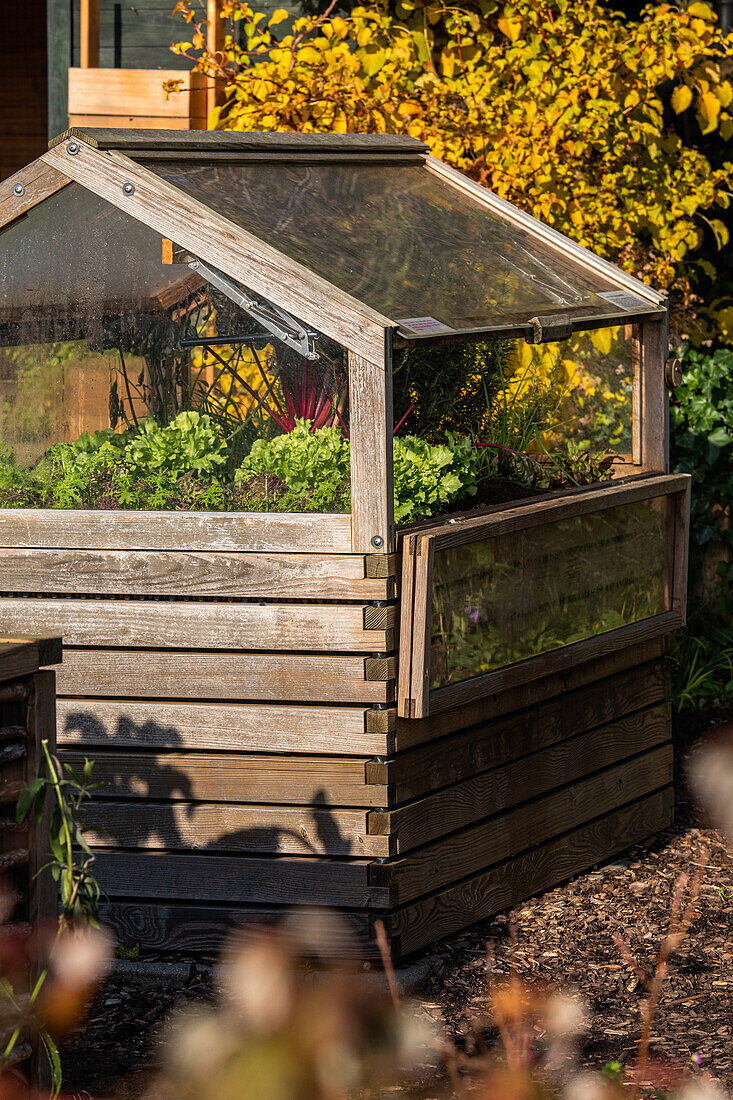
[398,474,690,718]
[0,181,351,512]
[150,160,662,337]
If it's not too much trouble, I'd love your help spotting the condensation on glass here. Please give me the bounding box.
[429,496,669,690]
[150,161,651,336]
[0,182,348,485]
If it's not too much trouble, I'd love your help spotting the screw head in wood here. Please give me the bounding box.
[371,535,384,549]
[66,142,80,155]
[122,182,135,196]
[12,184,24,197]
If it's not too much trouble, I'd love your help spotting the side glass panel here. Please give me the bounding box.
[514,326,634,456]
[0,184,349,512]
[430,496,668,690]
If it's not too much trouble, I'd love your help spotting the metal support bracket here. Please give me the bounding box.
[187,257,319,361]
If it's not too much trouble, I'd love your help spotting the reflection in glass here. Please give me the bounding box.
[151,161,643,334]
[430,498,668,689]
[0,183,348,504]
[512,327,634,455]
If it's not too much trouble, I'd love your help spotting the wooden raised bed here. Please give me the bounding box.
[0,130,689,958]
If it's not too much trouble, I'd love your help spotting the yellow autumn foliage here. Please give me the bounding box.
[171,0,733,325]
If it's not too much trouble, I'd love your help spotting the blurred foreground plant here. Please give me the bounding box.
[0,744,110,1095]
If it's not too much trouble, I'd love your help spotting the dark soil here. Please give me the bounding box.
[451,476,541,512]
[58,719,733,1098]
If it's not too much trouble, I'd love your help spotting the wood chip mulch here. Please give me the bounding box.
[59,733,733,1098]
[418,799,733,1089]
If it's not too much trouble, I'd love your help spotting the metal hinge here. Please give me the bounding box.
[527,315,574,344]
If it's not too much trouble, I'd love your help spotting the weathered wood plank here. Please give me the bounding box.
[57,699,390,755]
[637,318,668,473]
[41,141,391,367]
[97,901,376,957]
[373,744,673,903]
[51,129,426,154]
[397,535,416,719]
[371,673,669,804]
[91,850,389,908]
[0,548,394,600]
[393,640,666,751]
[0,639,62,685]
[55,650,395,704]
[0,509,352,553]
[26,672,58,930]
[81,800,390,857]
[425,475,688,551]
[384,787,674,957]
[0,161,72,231]
[0,598,396,652]
[60,748,388,807]
[349,350,394,554]
[370,702,671,852]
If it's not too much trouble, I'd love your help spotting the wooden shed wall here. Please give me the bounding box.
[0,0,48,180]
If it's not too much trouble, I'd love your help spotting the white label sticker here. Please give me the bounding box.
[598,289,650,312]
[397,316,454,335]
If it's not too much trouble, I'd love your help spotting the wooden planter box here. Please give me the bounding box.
[0,129,690,958]
[0,481,685,959]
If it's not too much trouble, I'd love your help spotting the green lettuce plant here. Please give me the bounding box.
[236,419,350,504]
[126,411,226,478]
[392,433,476,524]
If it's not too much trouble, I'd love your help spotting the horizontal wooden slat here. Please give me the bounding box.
[69,115,207,129]
[0,548,394,600]
[54,649,394,704]
[371,666,669,803]
[393,639,666,751]
[384,787,674,957]
[81,800,390,857]
[0,598,396,652]
[57,699,390,755]
[68,68,205,118]
[0,637,62,684]
[0,161,71,231]
[92,850,389,907]
[370,702,671,852]
[0,509,353,553]
[97,901,375,957]
[373,744,672,903]
[61,748,388,807]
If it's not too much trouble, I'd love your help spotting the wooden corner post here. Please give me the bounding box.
[80,0,100,69]
[349,340,395,554]
[634,314,669,474]
[207,0,226,120]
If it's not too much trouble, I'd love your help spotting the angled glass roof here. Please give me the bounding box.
[9,130,665,346]
[147,156,663,341]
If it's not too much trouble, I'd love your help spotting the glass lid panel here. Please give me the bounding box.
[149,160,657,335]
